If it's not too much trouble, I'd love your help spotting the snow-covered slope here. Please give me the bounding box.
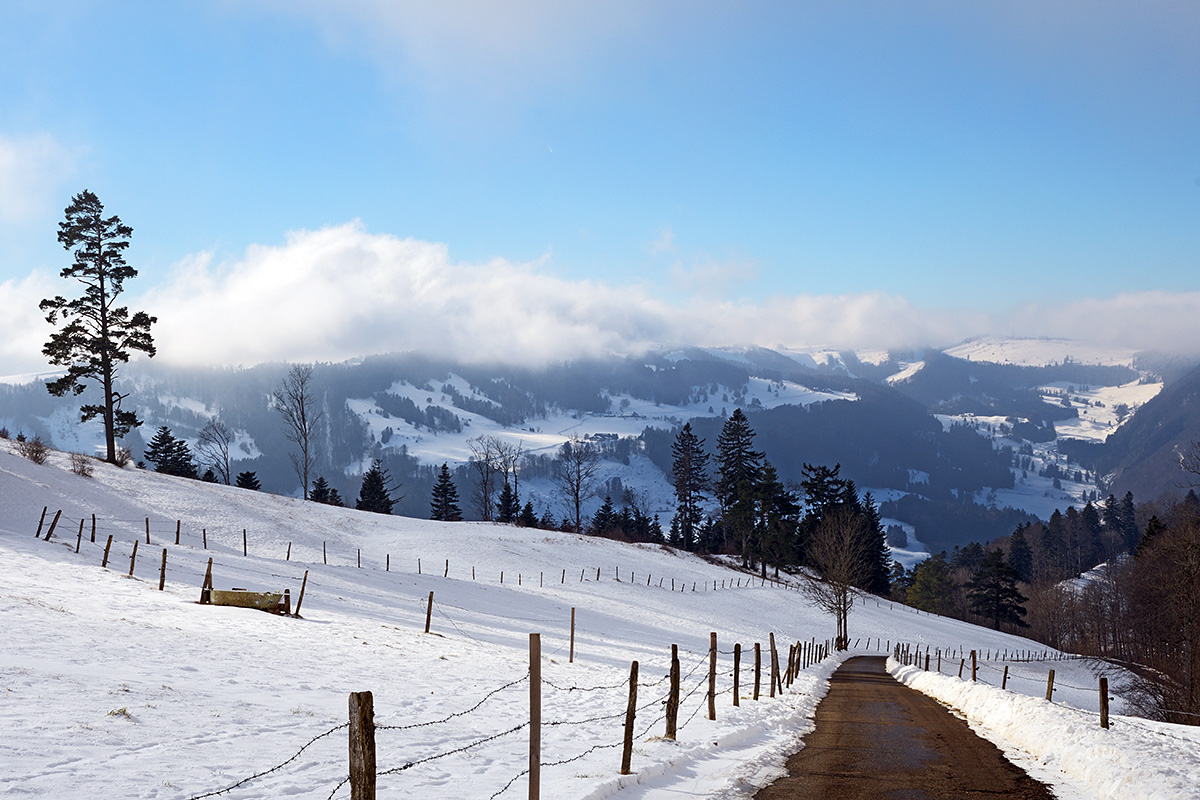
[945,337,1141,368]
[3,441,1196,798]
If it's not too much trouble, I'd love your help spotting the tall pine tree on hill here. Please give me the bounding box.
[966,549,1029,630]
[356,459,398,515]
[429,462,462,521]
[143,426,197,478]
[670,422,709,552]
[714,409,763,512]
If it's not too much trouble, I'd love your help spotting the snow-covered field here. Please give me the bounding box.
[2,441,1196,799]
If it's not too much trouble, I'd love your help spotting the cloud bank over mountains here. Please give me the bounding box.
[3,220,1199,374]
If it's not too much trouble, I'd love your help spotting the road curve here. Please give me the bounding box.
[754,656,1056,800]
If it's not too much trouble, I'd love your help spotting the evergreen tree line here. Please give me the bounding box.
[667,409,891,595]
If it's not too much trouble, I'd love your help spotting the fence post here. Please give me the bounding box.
[323,541,326,564]
[243,529,247,557]
[175,520,181,545]
[287,542,291,561]
[102,535,113,568]
[45,509,62,541]
[295,570,309,617]
[530,633,541,800]
[971,650,977,682]
[733,643,741,706]
[620,659,639,775]
[445,559,449,578]
[754,643,761,700]
[200,558,213,603]
[569,607,576,663]
[159,548,167,590]
[348,691,376,800]
[769,633,779,698]
[925,653,930,672]
[1100,677,1109,729]
[708,632,717,721]
[91,513,96,543]
[958,658,965,679]
[128,539,139,576]
[666,644,679,740]
[1002,665,1009,690]
[1046,669,1055,701]
[425,591,434,634]
[203,528,207,549]
[36,506,47,537]
[76,519,83,553]
[145,517,150,545]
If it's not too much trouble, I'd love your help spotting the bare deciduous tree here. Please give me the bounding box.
[495,438,525,503]
[274,364,323,500]
[468,435,503,521]
[555,435,602,534]
[800,509,873,650]
[195,418,234,485]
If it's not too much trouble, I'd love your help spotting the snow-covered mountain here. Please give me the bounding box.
[0,337,1189,557]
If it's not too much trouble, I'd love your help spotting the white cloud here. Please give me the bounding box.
[7,222,1200,373]
[0,133,79,225]
[123,222,1200,368]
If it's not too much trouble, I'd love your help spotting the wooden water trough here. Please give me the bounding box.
[197,559,306,616]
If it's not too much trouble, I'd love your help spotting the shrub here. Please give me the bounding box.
[70,452,94,478]
[114,447,132,468]
[16,435,49,464]
[0,426,9,439]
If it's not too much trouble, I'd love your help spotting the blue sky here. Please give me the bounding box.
[1,1,1198,369]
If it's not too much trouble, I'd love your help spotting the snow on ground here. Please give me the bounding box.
[945,338,1140,368]
[885,360,925,385]
[1039,380,1162,443]
[891,659,1200,800]
[1,440,1192,799]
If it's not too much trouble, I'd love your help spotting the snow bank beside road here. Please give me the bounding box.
[890,660,1200,800]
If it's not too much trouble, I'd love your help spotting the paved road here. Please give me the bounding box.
[755,656,1056,800]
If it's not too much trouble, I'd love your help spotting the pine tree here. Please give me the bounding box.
[857,493,891,596]
[670,422,709,552]
[356,459,397,515]
[966,549,1029,630]
[41,190,156,464]
[310,476,344,506]
[1008,525,1033,581]
[539,509,556,530]
[496,479,519,524]
[430,463,463,521]
[143,426,196,478]
[235,471,261,490]
[714,409,763,512]
[201,468,218,483]
[907,552,955,615]
[519,501,538,528]
[590,496,618,536]
[754,461,799,577]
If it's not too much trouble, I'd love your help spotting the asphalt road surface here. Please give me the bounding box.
[754,656,1057,800]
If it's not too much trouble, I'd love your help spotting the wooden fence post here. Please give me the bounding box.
[200,558,213,603]
[348,691,376,800]
[733,643,741,706]
[295,570,309,617]
[424,591,434,634]
[925,653,930,671]
[175,520,181,545]
[145,517,150,545]
[529,633,541,800]
[1002,665,1009,690]
[971,650,977,682]
[769,633,779,698]
[444,559,449,578]
[323,541,326,564]
[76,519,84,553]
[202,528,207,549]
[708,632,717,721]
[666,644,679,740]
[358,549,361,568]
[102,535,113,568]
[129,539,139,576]
[958,658,965,679]
[1046,670,1055,701]
[91,514,96,543]
[36,506,47,537]
[1100,677,1109,729]
[159,548,168,590]
[569,607,576,663]
[243,529,247,557]
[287,542,291,561]
[754,643,761,700]
[620,660,639,775]
[45,509,62,541]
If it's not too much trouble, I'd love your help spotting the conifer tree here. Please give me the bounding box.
[430,463,463,521]
[966,549,1029,630]
[235,471,261,490]
[590,495,618,536]
[857,493,891,595]
[670,422,709,552]
[1008,525,1033,581]
[41,190,156,464]
[906,552,955,615]
[518,501,538,528]
[356,459,398,515]
[143,426,197,478]
[310,476,344,506]
[714,409,763,512]
[496,479,519,524]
